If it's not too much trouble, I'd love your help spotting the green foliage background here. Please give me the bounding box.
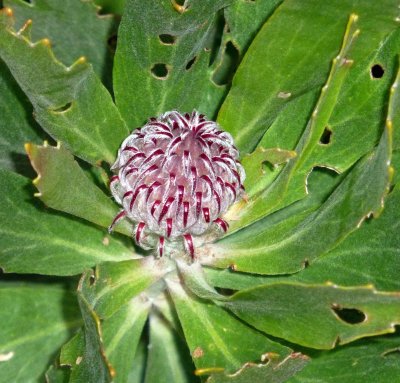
[0,0,399,382]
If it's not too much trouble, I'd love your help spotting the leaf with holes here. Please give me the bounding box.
[223,282,400,349]
[4,0,117,89]
[278,184,400,291]
[114,0,234,127]
[203,119,392,274]
[0,8,128,165]
[1,0,400,381]
[219,1,400,231]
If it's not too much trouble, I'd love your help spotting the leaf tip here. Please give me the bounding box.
[2,7,14,17]
[349,13,359,23]
[41,38,51,47]
[24,142,33,156]
[195,367,225,376]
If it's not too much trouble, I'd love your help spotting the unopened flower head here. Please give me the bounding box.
[109,110,245,259]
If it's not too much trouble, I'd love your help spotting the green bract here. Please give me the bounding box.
[0,1,399,382]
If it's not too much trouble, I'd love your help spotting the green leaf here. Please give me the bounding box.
[144,313,198,383]
[223,0,284,55]
[223,282,400,349]
[224,13,360,231]
[4,0,117,89]
[102,296,149,383]
[60,331,85,368]
[207,352,309,383]
[0,169,133,276]
[80,257,173,318]
[219,0,399,154]
[0,59,47,176]
[127,339,147,383]
[287,335,400,383]
[205,117,392,274]
[113,0,233,127]
[167,278,291,376]
[69,291,113,383]
[177,260,227,301]
[0,282,81,383]
[0,9,129,165]
[66,272,151,382]
[45,364,70,383]
[26,142,132,237]
[279,184,400,291]
[240,146,297,197]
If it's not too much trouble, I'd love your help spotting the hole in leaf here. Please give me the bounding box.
[319,126,332,145]
[151,63,169,79]
[332,305,366,324]
[89,274,96,286]
[185,56,197,71]
[371,64,384,79]
[207,10,226,67]
[107,34,118,53]
[51,102,72,113]
[215,287,237,296]
[159,34,176,45]
[212,41,240,86]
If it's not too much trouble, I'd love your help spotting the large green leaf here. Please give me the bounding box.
[0,8,129,164]
[280,184,400,291]
[144,313,198,383]
[223,12,361,231]
[0,169,133,275]
[4,0,117,89]
[223,282,400,349]
[101,297,149,383]
[64,267,151,382]
[26,142,132,236]
[0,60,46,176]
[223,0,283,55]
[80,257,173,318]
[0,282,81,383]
[204,120,392,274]
[113,0,234,127]
[167,278,291,376]
[219,0,399,154]
[287,335,400,383]
[69,290,113,383]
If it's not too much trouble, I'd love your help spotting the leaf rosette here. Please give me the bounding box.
[0,1,400,382]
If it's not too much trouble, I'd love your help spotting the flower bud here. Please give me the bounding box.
[109,111,245,259]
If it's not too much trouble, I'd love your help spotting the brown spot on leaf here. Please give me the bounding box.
[192,347,204,359]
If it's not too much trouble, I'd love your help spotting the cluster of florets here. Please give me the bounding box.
[109,110,245,259]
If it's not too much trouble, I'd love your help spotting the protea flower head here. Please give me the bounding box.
[109,110,245,259]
